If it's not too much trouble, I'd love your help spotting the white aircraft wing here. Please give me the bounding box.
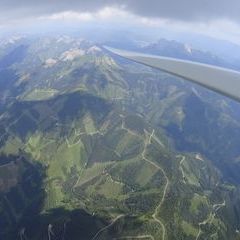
[105,46,240,102]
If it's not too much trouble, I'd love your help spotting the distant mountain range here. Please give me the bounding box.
[107,38,239,71]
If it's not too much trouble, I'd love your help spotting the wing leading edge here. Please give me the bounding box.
[105,46,240,102]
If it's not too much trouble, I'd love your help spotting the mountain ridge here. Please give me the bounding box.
[0,36,240,239]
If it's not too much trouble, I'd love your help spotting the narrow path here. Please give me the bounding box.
[142,130,169,240]
[72,166,86,193]
[120,115,140,138]
[19,228,27,240]
[0,111,26,142]
[65,128,104,148]
[65,137,82,148]
[148,130,164,148]
[91,215,124,240]
[213,200,226,212]
[149,130,155,144]
[196,200,226,240]
[62,221,69,240]
[196,213,213,240]
[48,224,54,240]
[179,156,186,184]
[56,121,103,139]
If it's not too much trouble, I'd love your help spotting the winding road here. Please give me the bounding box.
[91,215,125,240]
[196,200,226,240]
[142,130,169,240]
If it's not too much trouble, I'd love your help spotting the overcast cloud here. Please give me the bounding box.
[0,0,239,23]
[0,0,240,45]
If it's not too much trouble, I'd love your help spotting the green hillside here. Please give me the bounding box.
[0,36,240,240]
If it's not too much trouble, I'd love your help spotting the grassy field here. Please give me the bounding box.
[23,88,59,101]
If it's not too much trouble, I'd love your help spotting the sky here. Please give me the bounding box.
[0,0,240,45]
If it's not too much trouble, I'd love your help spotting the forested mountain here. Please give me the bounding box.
[1,36,240,240]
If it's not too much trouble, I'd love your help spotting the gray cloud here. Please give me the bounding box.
[0,0,239,23]
[126,0,240,22]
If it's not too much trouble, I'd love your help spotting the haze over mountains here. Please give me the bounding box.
[1,35,240,240]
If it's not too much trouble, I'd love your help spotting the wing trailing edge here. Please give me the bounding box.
[105,46,240,102]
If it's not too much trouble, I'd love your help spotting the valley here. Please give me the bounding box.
[0,36,240,239]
